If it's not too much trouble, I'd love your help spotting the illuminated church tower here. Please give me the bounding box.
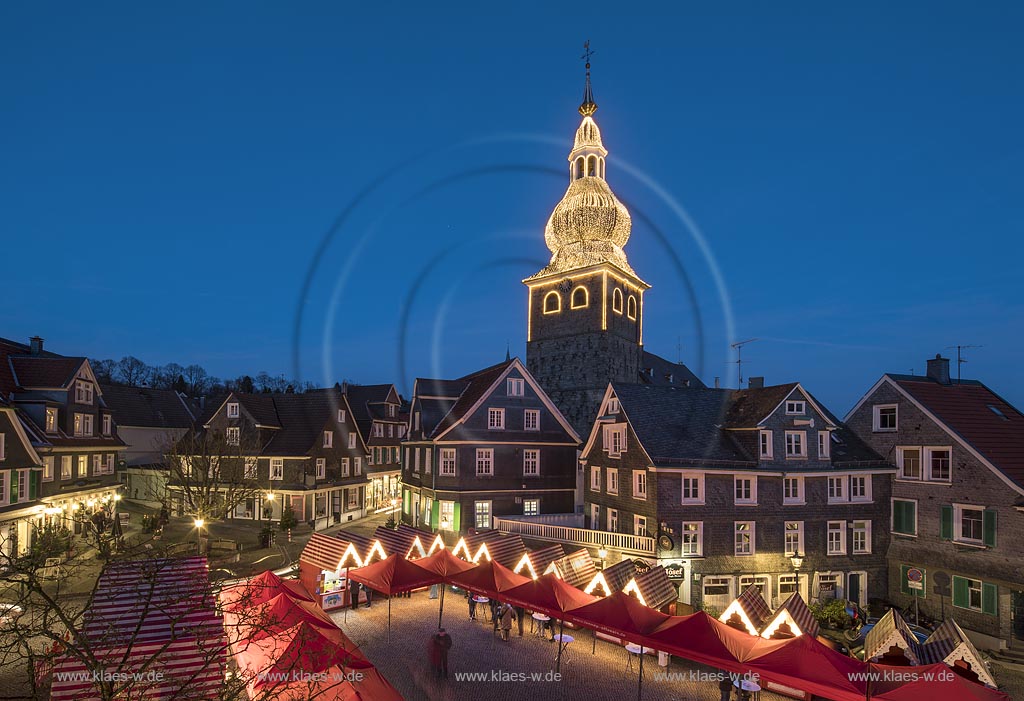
[524,60,650,435]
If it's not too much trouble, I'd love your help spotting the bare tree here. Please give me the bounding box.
[183,365,210,397]
[116,356,152,387]
[153,363,186,390]
[90,359,117,384]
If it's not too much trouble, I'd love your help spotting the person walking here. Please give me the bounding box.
[430,628,453,679]
[718,672,734,701]
[349,581,361,610]
[467,591,477,621]
[364,585,373,608]
[514,605,525,636]
[499,603,515,642]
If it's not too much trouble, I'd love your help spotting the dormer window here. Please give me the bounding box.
[75,381,94,405]
[102,414,112,436]
[785,400,805,415]
[607,397,620,414]
[227,402,239,418]
[323,431,334,448]
[507,378,524,397]
[45,407,57,433]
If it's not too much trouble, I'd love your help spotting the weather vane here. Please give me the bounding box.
[581,40,594,65]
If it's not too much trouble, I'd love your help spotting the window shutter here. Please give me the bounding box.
[952,576,969,608]
[983,510,997,548]
[982,582,998,616]
[900,565,910,595]
[431,500,439,530]
[29,472,37,500]
[452,502,461,532]
[940,505,953,540]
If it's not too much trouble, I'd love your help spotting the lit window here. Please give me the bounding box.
[78,455,87,478]
[785,431,806,458]
[785,400,806,415]
[475,501,492,529]
[507,378,525,396]
[45,408,57,433]
[681,522,702,556]
[476,449,493,476]
[607,468,619,495]
[852,520,871,554]
[61,456,72,480]
[734,522,754,556]
[785,521,803,556]
[523,498,540,516]
[524,409,540,431]
[43,456,54,482]
[633,470,647,500]
[487,408,505,430]
[827,521,846,555]
[523,449,540,476]
[570,286,589,309]
[270,459,283,480]
[873,404,898,431]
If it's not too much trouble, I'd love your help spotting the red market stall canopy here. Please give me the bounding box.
[414,547,478,581]
[220,570,314,611]
[870,663,1011,701]
[501,572,597,619]
[647,611,762,673]
[567,590,672,641]
[450,559,531,597]
[347,553,439,595]
[744,631,870,701]
[49,557,226,701]
[224,592,340,646]
[237,621,374,684]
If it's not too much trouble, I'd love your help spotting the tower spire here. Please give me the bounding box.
[579,40,597,117]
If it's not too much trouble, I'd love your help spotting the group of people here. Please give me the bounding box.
[466,591,529,642]
[348,580,373,609]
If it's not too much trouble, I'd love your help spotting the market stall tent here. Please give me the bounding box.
[449,558,531,597]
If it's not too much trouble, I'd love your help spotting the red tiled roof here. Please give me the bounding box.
[893,377,1024,489]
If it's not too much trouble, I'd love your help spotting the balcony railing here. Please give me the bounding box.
[493,516,655,557]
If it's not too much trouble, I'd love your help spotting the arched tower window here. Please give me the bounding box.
[543,291,562,314]
[627,295,637,320]
[587,155,598,177]
[575,157,585,180]
[612,288,623,314]
[570,285,589,309]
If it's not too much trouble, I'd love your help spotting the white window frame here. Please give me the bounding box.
[523,498,539,517]
[45,407,57,432]
[892,497,918,537]
[896,446,922,480]
[818,431,830,459]
[782,476,805,505]
[634,514,648,537]
[784,521,804,557]
[734,476,757,505]
[75,380,94,405]
[827,521,847,555]
[523,449,540,476]
[77,455,87,478]
[607,508,618,532]
[473,500,492,529]
[269,458,284,480]
[852,520,872,554]
[440,449,456,476]
[487,408,505,430]
[827,476,848,504]
[92,454,101,477]
[226,427,240,446]
[590,503,599,527]
[103,453,115,474]
[954,503,986,545]
[424,449,432,474]
[590,466,601,492]
[0,471,5,505]
[43,456,54,482]
[315,457,326,479]
[785,431,806,458]
[607,397,620,414]
[604,425,626,457]
[785,400,806,415]
[524,409,540,431]
[354,456,361,475]
[61,455,72,480]
[439,500,455,530]
[607,468,619,495]
[873,404,898,432]
[507,378,525,397]
[703,576,733,600]
[17,469,28,502]
[850,474,872,502]
[924,446,953,483]
[0,434,4,462]
[227,402,239,418]
[337,409,346,423]
[681,521,703,557]
[759,430,773,459]
[633,470,647,500]
[102,414,112,436]
[680,472,704,505]
[734,521,755,556]
[244,457,258,479]
[475,448,494,476]
[347,433,357,449]
[342,457,351,477]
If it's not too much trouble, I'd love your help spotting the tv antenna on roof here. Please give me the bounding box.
[945,344,983,384]
[730,338,759,388]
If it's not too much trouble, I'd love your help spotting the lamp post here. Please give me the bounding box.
[790,552,803,598]
[194,518,205,555]
[597,547,607,571]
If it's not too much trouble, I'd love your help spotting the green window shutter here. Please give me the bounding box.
[431,500,439,530]
[900,565,910,595]
[893,502,904,533]
[402,490,410,514]
[982,582,998,616]
[952,576,969,609]
[983,510,997,548]
[29,472,37,500]
[10,472,17,503]
[453,502,461,532]
[940,505,953,540]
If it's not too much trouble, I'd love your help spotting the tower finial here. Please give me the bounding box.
[579,40,597,117]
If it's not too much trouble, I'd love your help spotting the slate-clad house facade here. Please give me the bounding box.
[0,336,124,550]
[401,358,580,532]
[0,398,44,559]
[846,354,1024,647]
[346,383,405,512]
[581,381,893,612]
[173,388,371,529]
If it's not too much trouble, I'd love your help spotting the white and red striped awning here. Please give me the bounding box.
[47,556,226,701]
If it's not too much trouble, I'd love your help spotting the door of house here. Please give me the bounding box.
[1012,590,1024,643]
[848,572,866,607]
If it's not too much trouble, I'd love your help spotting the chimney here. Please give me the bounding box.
[926,354,951,385]
[714,377,720,389]
[748,376,765,389]
[29,336,44,355]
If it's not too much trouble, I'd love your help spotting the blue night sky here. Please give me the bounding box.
[2,2,1022,413]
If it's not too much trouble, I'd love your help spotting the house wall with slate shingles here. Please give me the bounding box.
[847,379,1024,643]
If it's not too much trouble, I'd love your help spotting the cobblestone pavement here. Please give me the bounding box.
[331,589,789,701]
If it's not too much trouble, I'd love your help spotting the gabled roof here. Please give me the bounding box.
[724,383,799,428]
[890,375,1024,489]
[639,350,705,389]
[720,584,773,635]
[234,394,282,428]
[761,592,819,639]
[864,608,921,664]
[100,384,195,429]
[430,359,516,438]
[9,355,88,390]
[918,618,996,687]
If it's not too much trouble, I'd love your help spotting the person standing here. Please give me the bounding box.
[364,585,373,608]
[467,591,477,620]
[431,628,453,679]
[349,581,361,610]
[514,605,525,636]
[499,603,515,642]
[718,672,734,701]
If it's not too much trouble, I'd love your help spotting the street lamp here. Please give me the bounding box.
[597,547,608,571]
[194,518,205,555]
[790,552,803,597]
